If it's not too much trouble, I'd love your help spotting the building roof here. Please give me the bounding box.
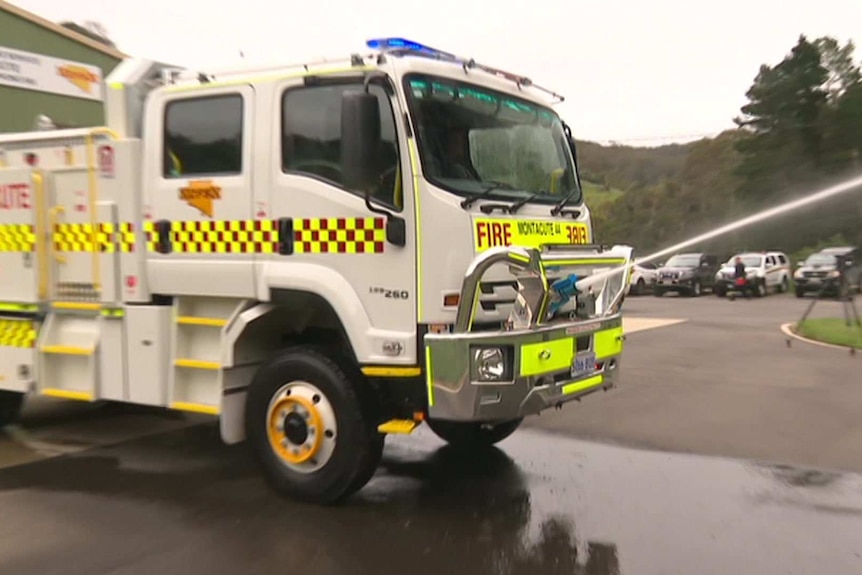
[0,0,127,60]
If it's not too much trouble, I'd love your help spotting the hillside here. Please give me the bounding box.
[571,35,862,260]
[575,139,693,192]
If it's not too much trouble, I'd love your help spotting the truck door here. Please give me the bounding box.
[143,85,256,298]
[264,76,418,365]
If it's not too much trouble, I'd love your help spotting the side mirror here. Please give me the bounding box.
[340,88,406,248]
[341,90,382,192]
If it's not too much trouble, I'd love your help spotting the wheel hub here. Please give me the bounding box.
[283,412,309,445]
[265,381,338,473]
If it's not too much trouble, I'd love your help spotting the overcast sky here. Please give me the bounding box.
[10,0,862,146]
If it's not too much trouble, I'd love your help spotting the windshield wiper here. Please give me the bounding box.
[460,184,504,209]
[550,187,580,216]
[507,192,540,214]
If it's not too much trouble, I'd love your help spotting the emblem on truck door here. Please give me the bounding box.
[179,180,222,218]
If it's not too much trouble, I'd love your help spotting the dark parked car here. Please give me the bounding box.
[654,252,720,297]
[793,246,862,297]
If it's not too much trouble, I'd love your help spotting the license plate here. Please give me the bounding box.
[809,278,821,284]
[571,352,596,378]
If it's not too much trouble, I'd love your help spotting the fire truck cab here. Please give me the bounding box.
[0,38,632,504]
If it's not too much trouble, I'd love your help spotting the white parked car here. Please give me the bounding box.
[627,260,660,295]
[714,251,791,297]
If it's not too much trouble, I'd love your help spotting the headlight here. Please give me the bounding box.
[827,270,840,278]
[471,346,512,382]
[794,269,804,279]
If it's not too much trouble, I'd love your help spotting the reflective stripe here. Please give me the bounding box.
[520,337,574,377]
[562,375,603,396]
[408,139,424,322]
[143,219,278,254]
[0,319,36,348]
[362,366,422,377]
[0,223,36,252]
[46,222,137,253]
[143,218,387,255]
[6,217,390,255]
[594,326,623,359]
[0,303,39,313]
[295,217,386,254]
[425,347,435,407]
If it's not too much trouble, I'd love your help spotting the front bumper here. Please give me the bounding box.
[424,244,632,422]
[655,277,695,290]
[795,277,839,292]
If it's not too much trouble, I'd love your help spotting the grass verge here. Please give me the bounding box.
[796,318,862,349]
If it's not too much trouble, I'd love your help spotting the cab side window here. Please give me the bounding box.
[281,82,402,210]
[163,94,244,178]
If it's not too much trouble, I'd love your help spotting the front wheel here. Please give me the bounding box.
[689,281,702,297]
[0,391,24,429]
[426,418,523,448]
[245,346,384,505]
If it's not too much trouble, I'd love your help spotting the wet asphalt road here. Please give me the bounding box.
[526,292,862,473]
[1,292,861,574]
[2,421,862,575]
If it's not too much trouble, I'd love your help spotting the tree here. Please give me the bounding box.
[733,35,830,204]
[815,37,861,103]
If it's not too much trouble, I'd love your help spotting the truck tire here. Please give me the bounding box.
[0,391,24,429]
[426,418,523,448]
[245,345,384,505]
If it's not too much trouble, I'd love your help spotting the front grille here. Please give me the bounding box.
[804,271,828,278]
[477,280,518,314]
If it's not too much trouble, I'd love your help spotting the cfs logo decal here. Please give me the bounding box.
[179,180,222,218]
[57,65,100,95]
[474,218,590,252]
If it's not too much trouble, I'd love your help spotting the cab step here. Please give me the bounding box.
[377,419,421,435]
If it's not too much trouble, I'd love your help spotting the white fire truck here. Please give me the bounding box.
[0,38,631,504]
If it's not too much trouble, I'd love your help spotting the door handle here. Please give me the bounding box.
[48,205,66,264]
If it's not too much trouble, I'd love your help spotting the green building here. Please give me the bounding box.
[0,0,126,133]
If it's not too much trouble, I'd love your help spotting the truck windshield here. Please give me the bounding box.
[403,74,580,206]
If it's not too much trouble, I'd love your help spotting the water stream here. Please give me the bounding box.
[576,173,862,293]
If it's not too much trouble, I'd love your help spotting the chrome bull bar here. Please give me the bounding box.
[423,243,634,422]
[453,244,635,333]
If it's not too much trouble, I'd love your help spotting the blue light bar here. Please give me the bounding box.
[366,37,457,60]
[366,37,565,103]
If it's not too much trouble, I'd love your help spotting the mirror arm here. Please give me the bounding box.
[363,192,391,217]
[363,71,388,93]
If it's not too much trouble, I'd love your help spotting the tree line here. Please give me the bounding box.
[583,35,862,263]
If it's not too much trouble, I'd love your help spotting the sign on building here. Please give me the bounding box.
[0,45,104,101]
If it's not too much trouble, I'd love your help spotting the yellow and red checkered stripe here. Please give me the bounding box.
[0,318,36,348]
[294,217,386,254]
[143,219,279,254]
[0,223,36,252]
[52,222,137,253]
[143,217,386,254]
[3,217,388,255]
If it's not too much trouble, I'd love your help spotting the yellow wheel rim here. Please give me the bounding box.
[267,393,324,465]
